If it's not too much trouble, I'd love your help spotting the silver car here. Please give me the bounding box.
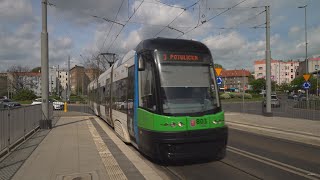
[263,95,280,108]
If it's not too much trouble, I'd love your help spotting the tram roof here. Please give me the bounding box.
[135,38,210,53]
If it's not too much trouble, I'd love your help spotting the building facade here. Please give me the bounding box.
[254,59,300,84]
[297,57,320,76]
[220,69,251,92]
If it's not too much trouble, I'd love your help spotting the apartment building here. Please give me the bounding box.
[254,59,300,84]
[220,69,251,91]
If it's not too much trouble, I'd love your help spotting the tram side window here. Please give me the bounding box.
[112,79,127,111]
[140,60,156,111]
[106,79,110,109]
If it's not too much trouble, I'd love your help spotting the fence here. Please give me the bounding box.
[222,95,320,120]
[0,104,53,158]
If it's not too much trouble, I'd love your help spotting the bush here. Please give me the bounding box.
[220,93,231,99]
[244,93,252,99]
[13,89,37,101]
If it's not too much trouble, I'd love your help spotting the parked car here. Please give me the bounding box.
[0,99,21,108]
[263,94,280,108]
[298,94,307,101]
[31,98,64,110]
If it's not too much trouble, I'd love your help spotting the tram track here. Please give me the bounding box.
[227,146,320,180]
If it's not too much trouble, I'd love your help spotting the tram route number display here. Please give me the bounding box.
[163,54,199,61]
[158,52,208,63]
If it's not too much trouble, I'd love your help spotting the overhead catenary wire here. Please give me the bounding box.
[176,0,248,39]
[202,9,266,43]
[153,0,201,38]
[106,0,145,53]
[99,0,126,53]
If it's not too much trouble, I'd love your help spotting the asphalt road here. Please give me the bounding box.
[222,97,320,120]
[151,129,320,180]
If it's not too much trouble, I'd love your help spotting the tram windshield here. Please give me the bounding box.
[159,64,218,116]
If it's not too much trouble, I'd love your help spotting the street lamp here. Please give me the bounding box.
[298,5,309,101]
[298,5,308,74]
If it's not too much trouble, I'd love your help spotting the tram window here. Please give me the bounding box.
[140,61,156,111]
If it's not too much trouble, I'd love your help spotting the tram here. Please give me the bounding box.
[88,37,228,162]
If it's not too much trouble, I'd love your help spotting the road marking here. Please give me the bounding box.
[94,117,164,180]
[227,146,320,180]
[226,121,320,138]
[87,120,128,180]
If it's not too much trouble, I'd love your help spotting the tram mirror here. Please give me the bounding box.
[138,57,145,71]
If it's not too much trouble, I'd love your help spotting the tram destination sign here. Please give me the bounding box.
[157,51,210,63]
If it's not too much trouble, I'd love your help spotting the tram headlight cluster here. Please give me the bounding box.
[212,119,224,124]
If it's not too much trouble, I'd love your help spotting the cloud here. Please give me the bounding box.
[1,0,320,72]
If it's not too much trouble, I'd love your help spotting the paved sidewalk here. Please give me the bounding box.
[225,112,320,147]
[11,116,163,180]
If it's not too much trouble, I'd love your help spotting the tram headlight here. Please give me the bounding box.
[178,122,184,127]
[170,122,176,127]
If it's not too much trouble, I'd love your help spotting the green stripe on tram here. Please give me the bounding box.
[137,108,225,132]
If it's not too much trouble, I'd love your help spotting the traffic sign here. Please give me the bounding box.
[303,74,311,81]
[217,76,223,85]
[302,81,311,89]
[215,68,222,76]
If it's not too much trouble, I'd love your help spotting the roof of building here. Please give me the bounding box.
[309,57,320,61]
[220,69,251,77]
[254,59,301,65]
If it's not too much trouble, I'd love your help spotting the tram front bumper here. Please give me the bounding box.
[139,126,228,162]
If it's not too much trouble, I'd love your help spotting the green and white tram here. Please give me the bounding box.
[88,38,228,162]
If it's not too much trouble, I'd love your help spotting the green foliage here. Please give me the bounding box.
[249,78,265,93]
[290,76,317,92]
[214,64,224,69]
[31,67,41,73]
[248,74,255,83]
[249,78,276,93]
[220,92,252,99]
[13,89,37,101]
[244,93,252,99]
[220,93,231,99]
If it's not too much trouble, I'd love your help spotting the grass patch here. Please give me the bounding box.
[18,100,33,104]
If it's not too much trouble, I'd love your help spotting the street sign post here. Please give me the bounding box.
[302,81,311,89]
[215,68,222,76]
[303,74,311,81]
[217,76,222,85]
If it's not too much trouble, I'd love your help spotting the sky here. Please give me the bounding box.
[0,0,319,72]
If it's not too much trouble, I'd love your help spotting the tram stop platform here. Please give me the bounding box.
[1,114,164,180]
[0,111,319,180]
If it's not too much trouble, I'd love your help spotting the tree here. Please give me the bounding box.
[31,67,41,73]
[214,64,224,69]
[13,89,36,101]
[290,75,317,93]
[7,65,31,92]
[248,74,255,83]
[249,78,276,93]
[250,78,266,93]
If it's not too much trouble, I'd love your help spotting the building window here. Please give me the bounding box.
[296,72,299,76]
[291,69,293,73]
[291,63,293,66]
[315,65,319,70]
[259,67,263,70]
[291,75,293,79]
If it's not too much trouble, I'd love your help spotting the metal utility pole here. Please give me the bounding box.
[298,5,309,101]
[57,65,60,97]
[265,6,272,116]
[68,55,70,102]
[40,0,51,128]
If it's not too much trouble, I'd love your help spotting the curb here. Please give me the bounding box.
[226,121,320,147]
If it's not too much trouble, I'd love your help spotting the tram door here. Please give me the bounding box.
[105,78,112,125]
[127,65,135,140]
